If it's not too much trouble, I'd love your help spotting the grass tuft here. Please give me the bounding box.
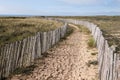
[87,60,98,67]
[87,37,96,48]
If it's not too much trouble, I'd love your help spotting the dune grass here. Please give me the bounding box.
[0,17,63,45]
[74,24,95,48]
[76,24,90,34]
[87,36,96,48]
[77,16,120,50]
[54,16,120,49]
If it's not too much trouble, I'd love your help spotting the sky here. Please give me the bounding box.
[0,0,120,16]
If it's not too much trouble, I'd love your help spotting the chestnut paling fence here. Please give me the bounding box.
[0,23,67,79]
[57,18,120,80]
[1,18,120,80]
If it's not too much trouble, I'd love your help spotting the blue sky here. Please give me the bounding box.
[0,0,120,16]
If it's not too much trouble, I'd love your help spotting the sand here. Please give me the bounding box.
[10,24,98,80]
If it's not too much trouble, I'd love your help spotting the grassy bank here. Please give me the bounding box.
[76,16,120,47]
[0,17,63,45]
[54,16,120,49]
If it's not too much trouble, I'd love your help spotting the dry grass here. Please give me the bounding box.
[0,17,63,45]
[80,16,120,51]
[87,36,96,48]
[55,16,120,51]
[77,24,91,34]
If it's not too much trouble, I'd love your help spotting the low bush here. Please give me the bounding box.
[87,37,96,48]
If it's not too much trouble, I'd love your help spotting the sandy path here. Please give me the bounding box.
[10,24,98,80]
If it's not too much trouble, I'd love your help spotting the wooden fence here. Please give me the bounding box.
[0,23,68,79]
[57,19,120,80]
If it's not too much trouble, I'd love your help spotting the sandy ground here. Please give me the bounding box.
[10,24,98,80]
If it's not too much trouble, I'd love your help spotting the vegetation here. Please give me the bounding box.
[53,16,120,51]
[77,16,120,50]
[12,65,37,75]
[87,60,98,67]
[0,17,63,45]
[61,24,74,40]
[87,36,96,48]
[77,24,90,34]
[75,24,95,48]
[66,24,74,36]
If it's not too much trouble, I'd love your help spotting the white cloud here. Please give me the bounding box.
[58,0,99,5]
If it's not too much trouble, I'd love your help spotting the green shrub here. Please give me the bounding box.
[87,37,96,48]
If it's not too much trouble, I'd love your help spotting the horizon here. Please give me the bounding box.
[0,14,120,17]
